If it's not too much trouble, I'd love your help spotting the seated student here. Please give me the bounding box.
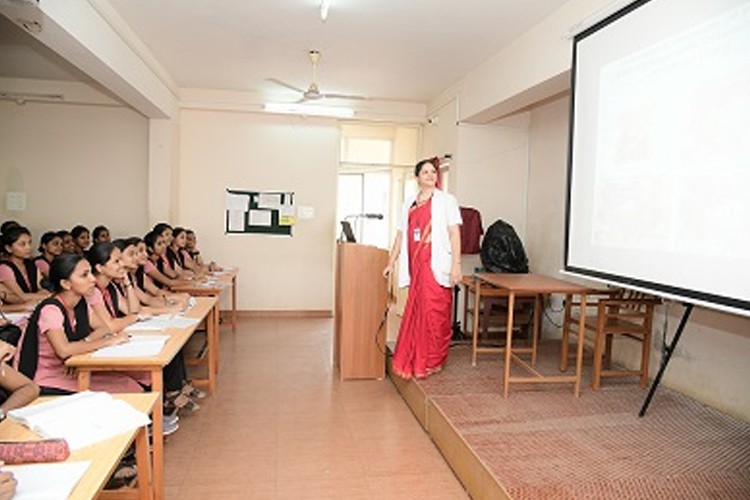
[16,253,140,395]
[86,242,150,333]
[114,238,188,313]
[185,229,221,272]
[153,223,194,280]
[143,231,191,290]
[0,339,40,415]
[0,339,39,500]
[169,227,206,278]
[92,225,111,244]
[57,230,76,255]
[0,226,49,303]
[90,241,201,411]
[70,225,91,257]
[35,231,63,283]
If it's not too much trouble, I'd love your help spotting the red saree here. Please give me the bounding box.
[392,199,453,379]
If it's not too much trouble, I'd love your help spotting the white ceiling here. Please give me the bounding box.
[1,0,571,107]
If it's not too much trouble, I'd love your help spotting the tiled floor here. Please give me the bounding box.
[164,317,469,499]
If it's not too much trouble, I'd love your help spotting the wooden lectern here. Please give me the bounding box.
[334,242,388,380]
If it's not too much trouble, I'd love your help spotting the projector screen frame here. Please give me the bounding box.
[563,0,750,318]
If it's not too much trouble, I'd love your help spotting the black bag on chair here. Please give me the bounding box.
[480,219,529,274]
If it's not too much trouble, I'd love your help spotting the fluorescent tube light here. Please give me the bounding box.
[320,0,330,22]
[264,102,354,118]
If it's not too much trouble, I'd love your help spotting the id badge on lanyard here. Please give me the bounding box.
[413,227,421,242]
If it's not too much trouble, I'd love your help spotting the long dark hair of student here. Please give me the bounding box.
[92,225,109,240]
[143,231,159,252]
[70,225,89,240]
[19,253,90,385]
[48,253,86,293]
[0,220,20,236]
[87,241,116,275]
[1,225,31,253]
[38,231,60,254]
[152,222,172,238]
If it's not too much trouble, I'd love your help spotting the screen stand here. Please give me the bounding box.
[639,303,694,417]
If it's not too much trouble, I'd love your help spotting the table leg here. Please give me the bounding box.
[207,304,218,393]
[531,294,542,366]
[134,424,154,500]
[77,370,91,391]
[503,292,516,398]
[574,293,587,397]
[151,370,164,500]
[231,275,237,332]
[472,278,481,367]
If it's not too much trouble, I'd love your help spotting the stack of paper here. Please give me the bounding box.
[8,392,150,450]
[91,334,170,358]
[3,312,30,325]
[124,314,200,333]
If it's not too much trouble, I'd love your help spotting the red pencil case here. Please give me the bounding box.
[0,439,70,464]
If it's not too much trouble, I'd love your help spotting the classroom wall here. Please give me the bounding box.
[0,99,150,238]
[526,95,750,422]
[177,109,338,312]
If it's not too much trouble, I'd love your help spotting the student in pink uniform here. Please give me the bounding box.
[57,230,76,255]
[144,231,190,290]
[16,253,140,395]
[70,225,91,257]
[0,226,49,303]
[34,231,63,283]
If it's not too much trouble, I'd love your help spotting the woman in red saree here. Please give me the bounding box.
[384,159,462,379]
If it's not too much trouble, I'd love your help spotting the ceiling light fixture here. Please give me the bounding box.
[320,0,330,22]
[264,102,354,118]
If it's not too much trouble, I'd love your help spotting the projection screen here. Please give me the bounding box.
[565,0,750,316]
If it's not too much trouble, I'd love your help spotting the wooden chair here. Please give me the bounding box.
[560,288,660,390]
[462,276,536,366]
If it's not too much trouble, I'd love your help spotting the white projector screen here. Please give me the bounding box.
[566,0,750,316]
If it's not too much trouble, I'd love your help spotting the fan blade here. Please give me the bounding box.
[268,78,306,94]
[321,92,368,101]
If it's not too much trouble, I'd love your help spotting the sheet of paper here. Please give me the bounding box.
[6,461,91,500]
[91,334,170,358]
[227,210,246,231]
[248,209,272,226]
[258,193,282,208]
[225,192,249,211]
[2,312,29,325]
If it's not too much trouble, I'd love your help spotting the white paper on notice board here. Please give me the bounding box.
[258,193,282,208]
[226,192,249,211]
[249,209,272,226]
[227,210,245,231]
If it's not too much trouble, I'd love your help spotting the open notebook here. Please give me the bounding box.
[8,392,150,450]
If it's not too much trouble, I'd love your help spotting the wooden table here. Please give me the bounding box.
[0,392,158,500]
[66,296,219,500]
[173,268,238,333]
[474,273,589,397]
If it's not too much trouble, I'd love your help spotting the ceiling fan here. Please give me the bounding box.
[269,50,367,103]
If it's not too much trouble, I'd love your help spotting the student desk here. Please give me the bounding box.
[173,268,238,333]
[66,296,219,500]
[473,273,589,397]
[0,392,158,500]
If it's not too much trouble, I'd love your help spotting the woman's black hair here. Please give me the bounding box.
[56,229,71,239]
[0,220,20,235]
[125,236,142,248]
[92,225,109,240]
[185,229,195,235]
[414,158,437,176]
[152,223,172,238]
[144,231,159,251]
[172,227,187,239]
[49,253,86,293]
[71,225,89,239]
[2,225,31,251]
[38,231,62,253]
[87,241,117,275]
